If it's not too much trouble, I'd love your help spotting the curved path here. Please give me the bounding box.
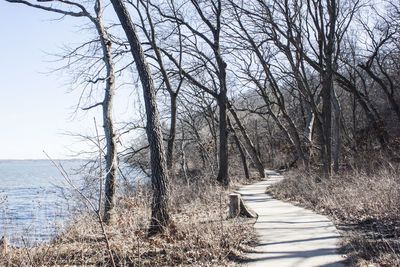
[237,170,345,267]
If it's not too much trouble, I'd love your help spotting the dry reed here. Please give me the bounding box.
[1,175,257,266]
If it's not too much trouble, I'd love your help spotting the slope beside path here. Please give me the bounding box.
[237,170,345,267]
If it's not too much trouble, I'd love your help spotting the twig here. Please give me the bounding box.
[43,151,116,267]
[21,236,34,266]
[219,191,224,232]
[94,117,103,217]
[137,234,141,267]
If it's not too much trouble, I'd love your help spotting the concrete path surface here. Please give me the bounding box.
[237,170,345,267]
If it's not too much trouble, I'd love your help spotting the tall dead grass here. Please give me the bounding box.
[0,175,257,266]
[267,164,400,266]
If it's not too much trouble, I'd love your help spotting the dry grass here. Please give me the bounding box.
[267,164,400,266]
[0,176,257,266]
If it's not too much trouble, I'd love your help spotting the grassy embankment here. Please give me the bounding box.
[268,160,400,266]
[0,174,258,266]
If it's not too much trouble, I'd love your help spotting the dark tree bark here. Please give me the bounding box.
[133,0,184,171]
[217,93,229,186]
[109,0,170,235]
[166,95,178,169]
[315,0,337,177]
[331,88,341,173]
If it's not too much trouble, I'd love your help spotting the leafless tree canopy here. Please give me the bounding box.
[7,0,400,235]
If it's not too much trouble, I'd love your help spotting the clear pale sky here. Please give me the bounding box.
[0,2,121,159]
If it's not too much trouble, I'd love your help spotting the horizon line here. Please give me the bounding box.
[0,158,84,161]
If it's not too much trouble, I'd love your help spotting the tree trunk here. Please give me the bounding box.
[215,46,229,186]
[320,0,337,178]
[281,111,308,166]
[228,104,265,179]
[166,94,177,170]
[180,123,189,184]
[217,93,229,186]
[304,105,315,162]
[202,103,219,169]
[136,4,180,171]
[331,88,341,173]
[93,13,118,223]
[228,117,250,179]
[109,0,170,234]
[321,74,333,177]
[304,102,315,144]
[254,119,261,158]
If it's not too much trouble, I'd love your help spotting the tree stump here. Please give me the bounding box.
[229,193,257,218]
[229,194,241,218]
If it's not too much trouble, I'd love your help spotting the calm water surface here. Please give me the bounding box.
[0,159,83,246]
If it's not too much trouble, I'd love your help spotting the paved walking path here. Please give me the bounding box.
[237,170,345,267]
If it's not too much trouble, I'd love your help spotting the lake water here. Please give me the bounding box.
[0,159,84,246]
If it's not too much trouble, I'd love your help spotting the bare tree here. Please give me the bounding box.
[131,0,185,171]
[229,0,310,167]
[6,0,119,222]
[108,0,170,234]
[230,0,361,176]
[358,17,400,123]
[154,0,231,185]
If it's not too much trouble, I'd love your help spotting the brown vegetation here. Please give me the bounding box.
[0,176,257,266]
